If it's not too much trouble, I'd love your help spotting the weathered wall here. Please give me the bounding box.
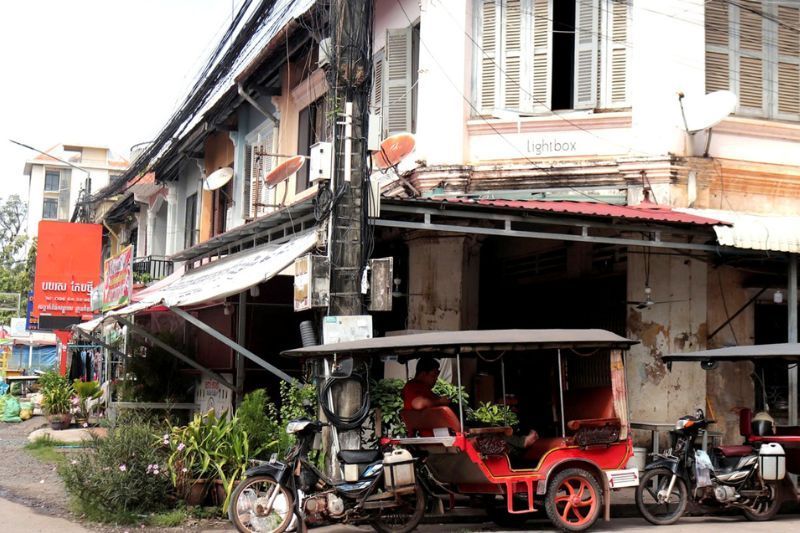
[626,249,708,448]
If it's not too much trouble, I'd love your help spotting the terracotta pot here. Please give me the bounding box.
[211,479,227,507]
[185,479,209,506]
[48,414,65,431]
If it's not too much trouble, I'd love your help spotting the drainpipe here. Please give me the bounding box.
[789,255,797,426]
[237,84,279,126]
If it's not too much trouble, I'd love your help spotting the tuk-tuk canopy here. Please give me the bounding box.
[282,329,636,359]
[662,342,800,362]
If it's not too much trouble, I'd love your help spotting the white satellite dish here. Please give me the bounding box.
[680,91,737,133]
[203,167,234,191]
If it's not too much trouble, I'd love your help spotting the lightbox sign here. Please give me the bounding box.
[32,221,102,330]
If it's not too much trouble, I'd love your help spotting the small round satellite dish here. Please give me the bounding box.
[681,90,737,132]
[203,167,234,191]
[264,155,306,187]
[372,132,416,170]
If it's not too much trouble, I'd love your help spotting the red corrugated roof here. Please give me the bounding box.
[442,198,728,226]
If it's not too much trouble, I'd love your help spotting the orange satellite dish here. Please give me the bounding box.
[372,132,416,170]
[264,155,306,187]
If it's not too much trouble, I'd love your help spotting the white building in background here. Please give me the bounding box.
[23,144,128,237]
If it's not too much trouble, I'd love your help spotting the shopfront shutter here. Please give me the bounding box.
[776,4,800,117]
[606,0,629,107]
[705,0,731,94]
[574,0,599,109]
[383,27,413,137]
[736,0,767,115]
[503,0,522,110]
[531,0,552,113]
[478,0,500,114]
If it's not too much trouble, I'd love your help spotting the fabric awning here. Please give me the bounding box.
[112,229,319,316]
[676,208,800,253]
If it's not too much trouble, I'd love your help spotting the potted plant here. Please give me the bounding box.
[42,380,74,430]
[72,380,102,425]
[467,401,519,428]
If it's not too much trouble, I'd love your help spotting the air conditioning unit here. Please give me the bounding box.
[294,254,330,311]
[309,142,332,184]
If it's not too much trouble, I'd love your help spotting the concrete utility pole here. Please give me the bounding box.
[323,0,373,476]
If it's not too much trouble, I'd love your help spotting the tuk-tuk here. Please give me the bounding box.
[285,329,640,532]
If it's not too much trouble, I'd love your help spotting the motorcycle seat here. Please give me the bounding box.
[338,449,382,465]
[714,445,752,457]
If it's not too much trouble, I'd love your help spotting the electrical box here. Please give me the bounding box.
[367,114,382,151]
[368,257,393,312]
[322,315,373,344]
[309,142,332,184]
[318,37,331,68]
[294,254,330,311]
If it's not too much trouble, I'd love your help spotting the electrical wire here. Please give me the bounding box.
[318,371,371,430]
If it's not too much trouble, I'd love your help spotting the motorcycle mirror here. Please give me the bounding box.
[330,356,354,378]
[700,359,718,370]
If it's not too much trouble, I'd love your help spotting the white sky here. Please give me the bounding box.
[0,0,239,202]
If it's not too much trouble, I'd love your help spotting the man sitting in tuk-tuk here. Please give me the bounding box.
[402,356,539,449]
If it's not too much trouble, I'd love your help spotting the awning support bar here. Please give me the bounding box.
[115,317,235,390]
[167,305,296,385]
[707,287,767,341]
[75,330,129,362]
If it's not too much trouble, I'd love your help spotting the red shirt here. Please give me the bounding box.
[402,379,440,410]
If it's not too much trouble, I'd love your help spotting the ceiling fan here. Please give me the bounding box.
[625,248,688,310]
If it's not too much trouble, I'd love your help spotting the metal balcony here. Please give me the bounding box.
[132,256,174,282]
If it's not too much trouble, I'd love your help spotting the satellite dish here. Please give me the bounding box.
[264,155,306,187]
[203,167,234,191]
[372,132,416,170]
[680,91,737,132]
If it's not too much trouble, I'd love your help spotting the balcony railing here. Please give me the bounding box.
[133,256,174,282]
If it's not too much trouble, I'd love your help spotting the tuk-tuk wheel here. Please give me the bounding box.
[544,468,602,532]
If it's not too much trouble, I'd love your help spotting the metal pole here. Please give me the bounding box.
[235,291,247,407]
[557,349,566,438]
[456,352,464,434]
[501,356,507,406]
[789,254,798,426]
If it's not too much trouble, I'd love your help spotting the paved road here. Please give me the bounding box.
[0,497,90,533]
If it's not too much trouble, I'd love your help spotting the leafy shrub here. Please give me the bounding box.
[371,379,405,437]
[237,390,280,459]
[38,369,69,393]
[58,415,171,522]
[433,378,469,405]
[468,401,519,427]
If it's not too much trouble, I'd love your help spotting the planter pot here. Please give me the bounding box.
[48,414,72,430]
[211,479,227,507]
[185,479,209,506]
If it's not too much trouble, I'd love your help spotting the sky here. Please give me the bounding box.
[0,0,240,201]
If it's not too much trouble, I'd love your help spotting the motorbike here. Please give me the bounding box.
[635,409,785,525]
[228,418,425,533]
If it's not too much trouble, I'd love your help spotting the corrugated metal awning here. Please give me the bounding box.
[663,343,800,362]
[677,208,800,253]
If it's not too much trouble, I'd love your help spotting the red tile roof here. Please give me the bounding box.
[442,198,728,226]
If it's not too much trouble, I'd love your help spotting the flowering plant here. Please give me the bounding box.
[72,380,102,420]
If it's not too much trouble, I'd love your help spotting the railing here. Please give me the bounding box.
[132,256,174,281]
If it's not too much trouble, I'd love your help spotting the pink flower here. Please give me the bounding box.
[181,467,188,473]
[119,464,127,472]
[177,442,185,452]
[71,397,80,406]
[82,422,88,428]
[70,460,78,465]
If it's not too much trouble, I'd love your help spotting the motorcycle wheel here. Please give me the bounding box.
[635,467,688,526]
[742,481,782,521]
[544,467,602,532]
[370,480,426,533]
[228,475,295,533]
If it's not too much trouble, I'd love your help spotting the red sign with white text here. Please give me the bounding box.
[32,221,102,330]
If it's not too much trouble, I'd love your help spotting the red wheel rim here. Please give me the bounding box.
[554,476,597,526]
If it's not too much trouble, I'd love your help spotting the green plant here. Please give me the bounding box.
[237,389,280,458]
[468,401,519,427]
[148,508,187,527]
[58,414,171,522]
[433,378,469,405]
[42,380,73,415]
[73,380,102,420]
[276,381,317,453]
[38,369,68,393]
[133,272,153,284]
[123,334,194,403]
[25,436,65,464]
[372,379,405,437]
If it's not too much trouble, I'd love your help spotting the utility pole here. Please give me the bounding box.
[323,0,373,476]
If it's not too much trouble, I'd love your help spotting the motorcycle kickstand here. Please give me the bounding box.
[295,512,307,533]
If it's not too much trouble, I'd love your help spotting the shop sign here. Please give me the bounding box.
[102,245,133,311]
[32,221,102,330]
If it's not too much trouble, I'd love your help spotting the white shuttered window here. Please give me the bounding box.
[705,0,800,120]
[476,0,629,115]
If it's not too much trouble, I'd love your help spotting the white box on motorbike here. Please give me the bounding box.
[344,464,360,482]
[758,442,786,481]
[383,449,415,493]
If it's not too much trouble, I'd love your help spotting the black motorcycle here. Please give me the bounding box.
[228,419,425,533]
[636,409,783,525]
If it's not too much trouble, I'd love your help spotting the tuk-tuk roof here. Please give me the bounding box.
[662,342,800,362]
[282,329,636,358]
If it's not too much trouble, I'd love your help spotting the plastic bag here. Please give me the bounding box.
[18,401,33,421]
[2,395,21,423]
[695,449,714,488]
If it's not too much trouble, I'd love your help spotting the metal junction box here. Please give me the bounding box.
[294,254,330,311]
[309,142,332,184]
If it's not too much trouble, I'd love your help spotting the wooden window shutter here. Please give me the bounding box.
[383,27,413,137]
[371,49,384,117]
[478,0,500,114]
[531,0,552,113]
[249,129,275,219]
[604,0,629,107]
[503,0,523,110]
[705,0,731,93]
[776,4,800,117]
[736,0,766,114]
[243,143,252,219]
[574,0,599,109]
[57,171,71,220]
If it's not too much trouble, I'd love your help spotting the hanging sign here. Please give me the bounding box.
[102,245,133,312]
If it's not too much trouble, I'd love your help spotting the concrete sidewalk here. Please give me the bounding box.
[0,497,90,533]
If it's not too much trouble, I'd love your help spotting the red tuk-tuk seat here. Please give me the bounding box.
[715,445,753,457]
[401,407,461,437]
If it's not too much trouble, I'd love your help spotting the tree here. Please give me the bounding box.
[0,195,31,321]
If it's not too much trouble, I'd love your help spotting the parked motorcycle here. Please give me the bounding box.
[228,419,425,533]
[636,409,785,525]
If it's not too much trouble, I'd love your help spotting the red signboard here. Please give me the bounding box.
[32,221,103,330]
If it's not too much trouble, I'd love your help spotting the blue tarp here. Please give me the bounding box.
[10,345,57,371]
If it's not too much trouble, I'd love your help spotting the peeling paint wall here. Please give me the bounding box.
[626,249,707,448]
